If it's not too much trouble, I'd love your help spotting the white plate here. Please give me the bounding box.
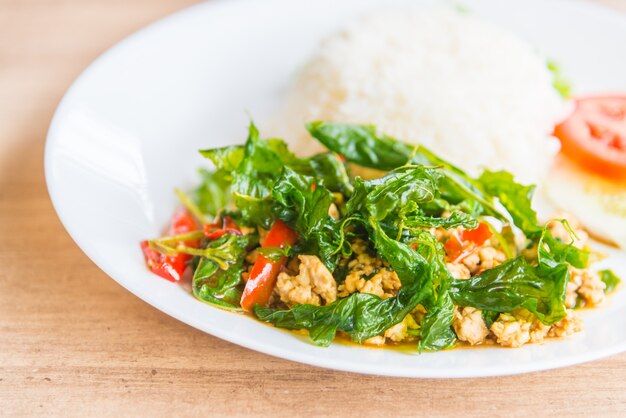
[45,0,626,377]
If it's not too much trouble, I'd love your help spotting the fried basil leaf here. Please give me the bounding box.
[272,167,341,270]
[450,256,567,325]
[199,145,244,172]
[411,231,457,351]
[600,270,621,294]
[404,211,478,230]
[364,167,440,222]
[308,122,511,222]
[547,60,573,99]
[255,222,434,346]
[192,234,256,310]
[539,226,590,269]
[308,152,354,196]
[230,124,298,228]
[193,168,231,217]
[478,170,541,237]
[307,121,413,170]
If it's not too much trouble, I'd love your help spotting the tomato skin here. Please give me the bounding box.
[240,220,298,312]
[554,95,626,179]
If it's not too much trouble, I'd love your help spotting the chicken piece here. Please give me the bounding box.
[338,267,401,298]
[462,252,481,274]
[328,203,340,220]
[275,255,337,307]
[338,245,401,298]
[245,249,259,264]
[364,336,386,346]
[548,310,583,337]
[565,267,583,308]
[351,238,369,256]
[453,307,490,345]
[412,304,428,323]
[490,309,549,347]
[490,313,531,348]
[432,227,451,242]
[446,262,471,279]
[575,268,606,306]
[477,246,507,271]
[462,246,507,274]
[384,314,419,342]
[362,315,419,346]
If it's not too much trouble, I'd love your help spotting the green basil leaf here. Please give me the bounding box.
[307,121,414,170]
[478,170,541,237]
[404,211,478,230]
[199,145,244,172]
[450,256,567,325]
[600,270,621,294]
[193,168,231,217]
[272,167,342,270]
[191,234,257,310]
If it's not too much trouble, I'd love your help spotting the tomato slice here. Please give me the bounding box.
[554,95,626,179]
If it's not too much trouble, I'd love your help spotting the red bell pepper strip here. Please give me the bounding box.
[170,208,200,246]
[444,222,492,262]
[203,215,242,241]
[140,240,188,282]
[240,219,297,312]
[460,222,492,246]
[141,209,199,282]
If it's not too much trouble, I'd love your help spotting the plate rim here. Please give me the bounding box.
[44,0,626,378]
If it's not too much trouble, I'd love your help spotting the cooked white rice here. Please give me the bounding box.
[271,8,566,184]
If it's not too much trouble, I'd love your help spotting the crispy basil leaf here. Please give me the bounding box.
[418,290,456,351]
[193,169,231,217]
[272,167,341,269]
[478,170,541,237]
[192,234,256,310]
[451,225,581,325]
[193,258,245,309]
[539,226,590,269]
[308,152,353,196]
[547,60,572,99]
[199,145,244,172]
[307,121,413,170]
[255,222,434,346]
[411,231,457,351]
[600,270,621,294]
[482,310,499,328]
[364,167,440,222]
[450,256,567,325]
[404,211,478,230]
[309,122,510,222]
[230,124,297,228]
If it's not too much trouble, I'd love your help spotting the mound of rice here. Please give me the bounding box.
[271,9,566,184]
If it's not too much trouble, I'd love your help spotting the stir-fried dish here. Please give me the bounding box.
[141,121,621,351]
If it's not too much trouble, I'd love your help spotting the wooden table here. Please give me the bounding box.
[1,0,625,416]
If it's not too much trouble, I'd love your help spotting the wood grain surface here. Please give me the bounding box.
[1,1,625,416]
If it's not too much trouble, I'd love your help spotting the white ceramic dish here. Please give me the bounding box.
[45,0,626,377]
